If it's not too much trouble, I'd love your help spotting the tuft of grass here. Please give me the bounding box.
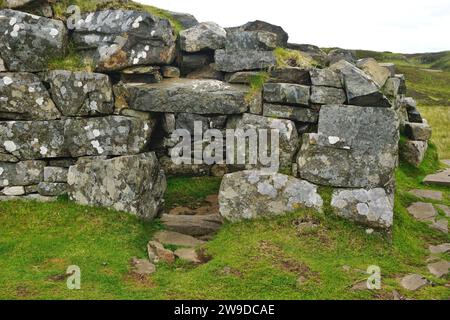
[245,71,269,103]
[274,48,318,69]
[47,42,94,72]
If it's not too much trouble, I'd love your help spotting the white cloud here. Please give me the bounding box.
[138,0,450,53]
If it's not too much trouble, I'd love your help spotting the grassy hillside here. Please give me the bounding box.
[0,144,448,300]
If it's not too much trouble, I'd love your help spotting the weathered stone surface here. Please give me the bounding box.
[409,189,442,201]
[68,153,166,220]
[186,64,224,81]
[327,48,356,65]
[263,83,310,106]
[2,0,37,8]
[72,10,176,71]
[64,116,154,157]
[1,186,25,196]
[310,86,346,105]
[309,68,342,88]
[228,113,299,172]
[153,230,205,247]
[297,105,399,188]
[400,274,428,291]
[0,120,66,159]
[37,182,67,196]
[431,219,448,234]
[437,204,450,217]
[0,9,67,72]
[131,258,155,275]
[379,63,396,76]
[0,72,60,120]
[161,214,223,237]
[180,22,226,53]
[0,57,5,72]
[167,10,198,29]
[263,104,318,123]
[115,79,255,115]
[228,20,289,47]
[174,248,201,264]
[215,50,276,73]
[225,30,278,51]
[147,241,175,264]
[424,169,450,187]
[174,113,227,133]
[268,67,311,85]
[219,170,323,222]
[161,66,180,78]
[43,166,68,183]
[178,52,213,75]
[225,71,260,84]
[0,160,44,187]
[401,140,428,167]
[43,70,113,116]
[331,188,394,229]
[287,43,328,66]
[330,60,391,107]
[406,202,437,222]
[427,260,450,278]
[356,58,391,87]
[404,122,432,141]
[0,193,56,202]
[429,243,450,254]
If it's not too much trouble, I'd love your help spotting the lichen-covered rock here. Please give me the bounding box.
[215,50,276,73]
[68,153,166,220]
[0,72,61,120]
[72,10,176,71]
[64,116,155,157]
[0,160,44,187]
[219,170,322,221]
[310,86,346,105]
[227,113,299,172]
[263,83,310,106]
[401,140,428,167]
[180,22,226,52]
[0,57,6,72]
[161,66,180,78]
[263,104,319,123]
[115,79,256,115]
[297,105,399,188]
[2,0,36,8]
[225,30,278,51]
[404,122,432,141]
[0,9,67,72]
[167,10,198,29]
[1,186,25,196]
[42,70,113,116]
[330,60,391,107]
[228,20,289,47]
[186,64,224,81]
[331,188,394,229]
[0,120,66,159]
[37,182,67,196]
[327,48,356,65]
[356,58,391,88]
[287,43,328,66]
[309,68,342,88]
[43,166,68,183]
[159,155,211,177]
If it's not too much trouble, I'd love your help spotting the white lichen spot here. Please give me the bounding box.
[89,100,98,111]
[144,45,150,51]
[74,81,83,88]
[92,129,101,137]
[328,136,340,145]
[60,86,67,95]
[356,203,370,216]
[40,146,48,156]
[91,140,104,154]
[2,76,13,86]
[132,16,143,28]
[3,141,16,152]
[144,124,149,131]
[133,58,139,65]
[49,28,59,37]
[36,97,44,106]
[257,181,277,198]
[9,17,17,26]
[28,86,35,93]
[10,24,21,37]
[0,167,3,176]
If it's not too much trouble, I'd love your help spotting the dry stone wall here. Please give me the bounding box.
[0,2,432,230]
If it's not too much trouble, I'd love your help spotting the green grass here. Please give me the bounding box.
[274,48,319,69]
[418,106,450,159]
[0,146,449,300]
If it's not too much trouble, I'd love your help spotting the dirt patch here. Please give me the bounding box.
[16,285,36,298]
[123,272,156,289]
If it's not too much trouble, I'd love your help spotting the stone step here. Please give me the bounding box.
[424,169,450,186]
[409,189,443,201]
[406,202,437,222]
[153,231,205,248]
[161,214,223,237]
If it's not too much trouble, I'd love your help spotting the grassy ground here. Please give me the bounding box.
[0,143,448,300]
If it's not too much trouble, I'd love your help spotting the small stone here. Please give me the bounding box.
[263,83,310,106]
[174,248,201,264]
[427,260,450,278]
[147,241,175,264]
[351,281,368,291]
[161,66,180,78]
[406,202,437,222]
[429,243,450,254]
[263,104,319,123]
[160,214,223,237]
[424,169,450,187]
[401,140,428,167]
[404,122,432,141]
[226,71,261,84]
[153,231,205,247]
[436,204,450,217]
[400,274,428,291]
[37,182,67,196]
[431,219,448,234]
[309,68,342,88]
[44,167,68,183]
[131,258,156,275]
[366,229,374,235]
[2,186,25,196]
[409,189,443,201]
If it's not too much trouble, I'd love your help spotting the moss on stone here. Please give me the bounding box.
[274,47,318,69]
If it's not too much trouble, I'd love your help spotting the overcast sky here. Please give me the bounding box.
[138,0,450,53]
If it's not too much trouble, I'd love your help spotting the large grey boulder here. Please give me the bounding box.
[115,79,257,115]
[0,9,67,72]
[180,22,226,52]
[42,70,113,116]
[331,188,394,229]
[228,20,289,47]
[68,153,166,220]
[72,10,176,71]
[0,72,61,120]
[263,104,318,123]
[215,50,276,73]
[0,160,44,187]
[219,170,323,221]
[64,116,155,157]
[0,120,67,160]
[227,113,299,172]
[263,83,310,106]
[330,60,391,107]
[297,105,399,188]
[225,30,278,51]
